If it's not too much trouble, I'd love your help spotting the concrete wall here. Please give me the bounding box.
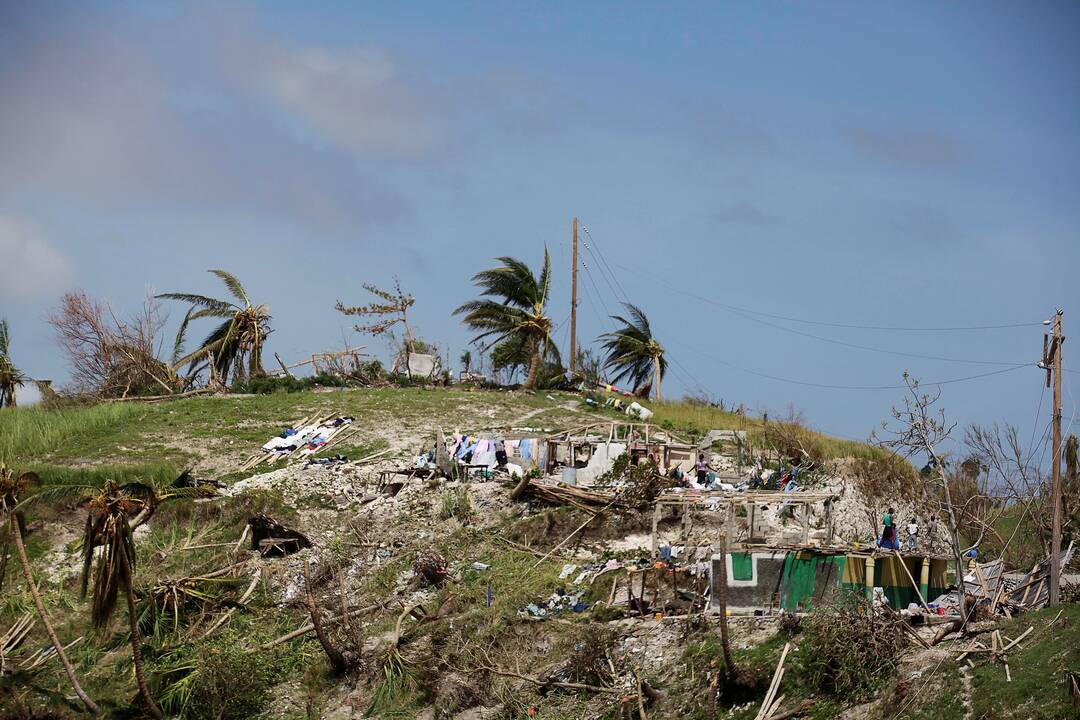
[710,551,788,613]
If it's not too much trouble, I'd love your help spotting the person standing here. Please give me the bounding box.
[694,453,713,487]
[905,518,919,552]
[878,507,898,550]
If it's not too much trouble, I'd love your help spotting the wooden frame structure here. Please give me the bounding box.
[270,345,368,378]
[543,421,696,475]
[648,491,839,554]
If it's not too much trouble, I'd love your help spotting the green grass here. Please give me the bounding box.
[0,402,144,464]
[968,503,1048,572]
[969,604,1080,719]
[891,604,1080,720]
[644,399,887,461]
[3,387,573,469]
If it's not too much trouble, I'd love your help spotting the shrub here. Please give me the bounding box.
[157,642,278,720]
[850,452,921,501]
[438,487,475,523]
[561,625,617,687]
[798,593,905,700]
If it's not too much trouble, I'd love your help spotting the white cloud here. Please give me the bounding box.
[264,47,443,157]
[0,15,413,231]
[0,216,73,299]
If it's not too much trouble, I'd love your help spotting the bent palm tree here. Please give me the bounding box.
[80,480,164,719]
[453,249,559,390]
[1,465,100,714]
[157,270,271,386]
[599,303,667,400]
[0,319,28,408]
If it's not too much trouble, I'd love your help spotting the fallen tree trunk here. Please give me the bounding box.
[931,620,964,646]
[260,601,387,649]
[474,664,618,694]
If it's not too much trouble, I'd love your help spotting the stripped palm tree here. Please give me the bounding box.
[15,475,197,718]
[0,464,100,714]
[79,479,164,719]
[0,319,28,408]
[157,270,271,386]
[599,303,667,400]
[453,249,559,390]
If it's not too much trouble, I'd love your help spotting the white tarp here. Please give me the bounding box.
[407,353,440,379]
[626,401,653,420]
[575,442,627,484]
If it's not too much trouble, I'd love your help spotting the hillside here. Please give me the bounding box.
[0,388,1073,720]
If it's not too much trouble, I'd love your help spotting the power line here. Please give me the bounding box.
[579,258,615,321]
[670,355,713,400]
[1027,382,1047,458]
[576,263,613,337]
[579,234,629,313]
[598,256,1042,332]
[581,226,634,307]
[671,337,1031,391]
[609,258,1036,367]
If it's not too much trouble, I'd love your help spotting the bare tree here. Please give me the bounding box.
[336,280,416,355]
[874,374,969,619]
[47,291,179,398]
[964,423,1052,565]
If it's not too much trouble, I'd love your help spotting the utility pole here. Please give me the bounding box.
[569,216,579,374]
[1048,309,1065,605]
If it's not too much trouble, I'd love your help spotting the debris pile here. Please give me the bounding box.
[242,414,357,470]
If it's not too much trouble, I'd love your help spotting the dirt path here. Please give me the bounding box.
[959,664,974,720]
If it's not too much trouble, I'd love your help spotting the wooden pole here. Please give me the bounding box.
[569,216,579,373]
[1049,310,1064,606]
[893,551,931,612]
[274,352,294,378]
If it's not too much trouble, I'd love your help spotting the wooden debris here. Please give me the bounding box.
[756,642,791,720]
[260,601,389,649]
[248,514,313,556]
[769,699,815,720]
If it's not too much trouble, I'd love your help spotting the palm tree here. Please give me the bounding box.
[0,319,28,408]
[599,303,667,401]
[80,480,164,719]
[0,464,100,714]
[157,270,271,386]
[453,249,559,391]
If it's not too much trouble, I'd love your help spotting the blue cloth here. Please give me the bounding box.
[878,535,900,550]
[520,439,533,460]
[456,437,478,459]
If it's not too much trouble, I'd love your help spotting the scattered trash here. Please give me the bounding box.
[242,414,357,470]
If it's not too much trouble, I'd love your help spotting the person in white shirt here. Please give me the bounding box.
[906,520,919,552]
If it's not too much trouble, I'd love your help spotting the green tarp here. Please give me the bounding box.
[780,553,846,611]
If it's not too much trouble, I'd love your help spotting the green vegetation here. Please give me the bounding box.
[893,605,1080,720]
[624,398,889,462]
[0,385,916,719]
[0,402,144,464]
[798,595,905,701]
[454,249,559,391]
[0,318,27,408]
[158,269,272,385]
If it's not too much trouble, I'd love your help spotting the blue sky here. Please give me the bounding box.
[1,1,1078,456]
